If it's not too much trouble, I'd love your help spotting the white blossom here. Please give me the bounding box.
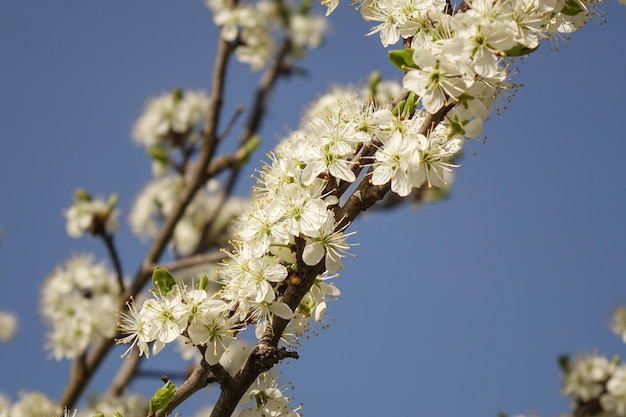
[601,366,626,416]
[0,311,17,342]
[41,254,121,360]
[562,354,615,402]
[64,194,119,238]
[132,90,209,147]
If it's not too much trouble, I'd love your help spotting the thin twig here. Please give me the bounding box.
[159,252,227,273]
[218,105,244,141]
[153,40,296,417]
[101,232,125,292]
[59,31,235,410]
[192,38,292,256]
[154,347,233,417]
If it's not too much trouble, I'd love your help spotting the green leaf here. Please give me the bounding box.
[561,0,583,16]
[432,22,448,42]
[558,354,570,373]
[172,87,183,103]
[368,71,382,97]
[198,273,209,291]
[234,135,261,168]
[389,49,407,70]
[244,134,261,155]
[107,192,119,210]
[388,49,417,71]
[402,48,416,68]
[611,354,621,366]
[93,413,105,417]
[392,99,406,117]
[149,381,177,415]
[503,43,539,57]
[146,145,169,164]
[401,91,418,118]
[113,413,124,417]
[75,188,92,202]
[152,267,177,295]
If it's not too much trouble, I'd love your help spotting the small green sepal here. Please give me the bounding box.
[152,267,177,295]
[172,87,183,103]
[368,71,382,97]
[149,380,177,415]
[401,91,418,118]
[432,22,449,42]
[93,413,105,417]
[445,114,466,138]
[107,193,119,210]
[392,99,406,117]
[503,43,539,57]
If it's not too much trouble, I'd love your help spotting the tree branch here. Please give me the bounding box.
[106,351,142,398]
[192,38,292,257]
[159,252,227,273]
[101,232,125,292]
[59,31,235,410]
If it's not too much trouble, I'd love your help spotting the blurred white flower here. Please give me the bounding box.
[0,311,17,342]
[612,306,626,343]
[64,193,119,238]
[289,13,327,49]
[41,254,121,360]
[601,365,626,416]
[132,90,209,147]
[74,393,147,417]
[129,175,247,256]
[562,354,615,401]
[9,392,60,417]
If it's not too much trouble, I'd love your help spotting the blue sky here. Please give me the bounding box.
[1,1,625,416]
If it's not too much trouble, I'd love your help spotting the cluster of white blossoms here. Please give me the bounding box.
[71,393,147,417]
[119,77,464,415]
[132,89,210,149]
[562,354,616,402]
[0,392,60,417]
[41,254,121,360]
[64,190,119,239]
[115,0,626,414]
[205,0,328,70]
[319,0,607,162]
[116,269,238,364]
[129,176,248,256]
[336,0,602,46]
[561,353,626,416]
[558,309,626,416]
